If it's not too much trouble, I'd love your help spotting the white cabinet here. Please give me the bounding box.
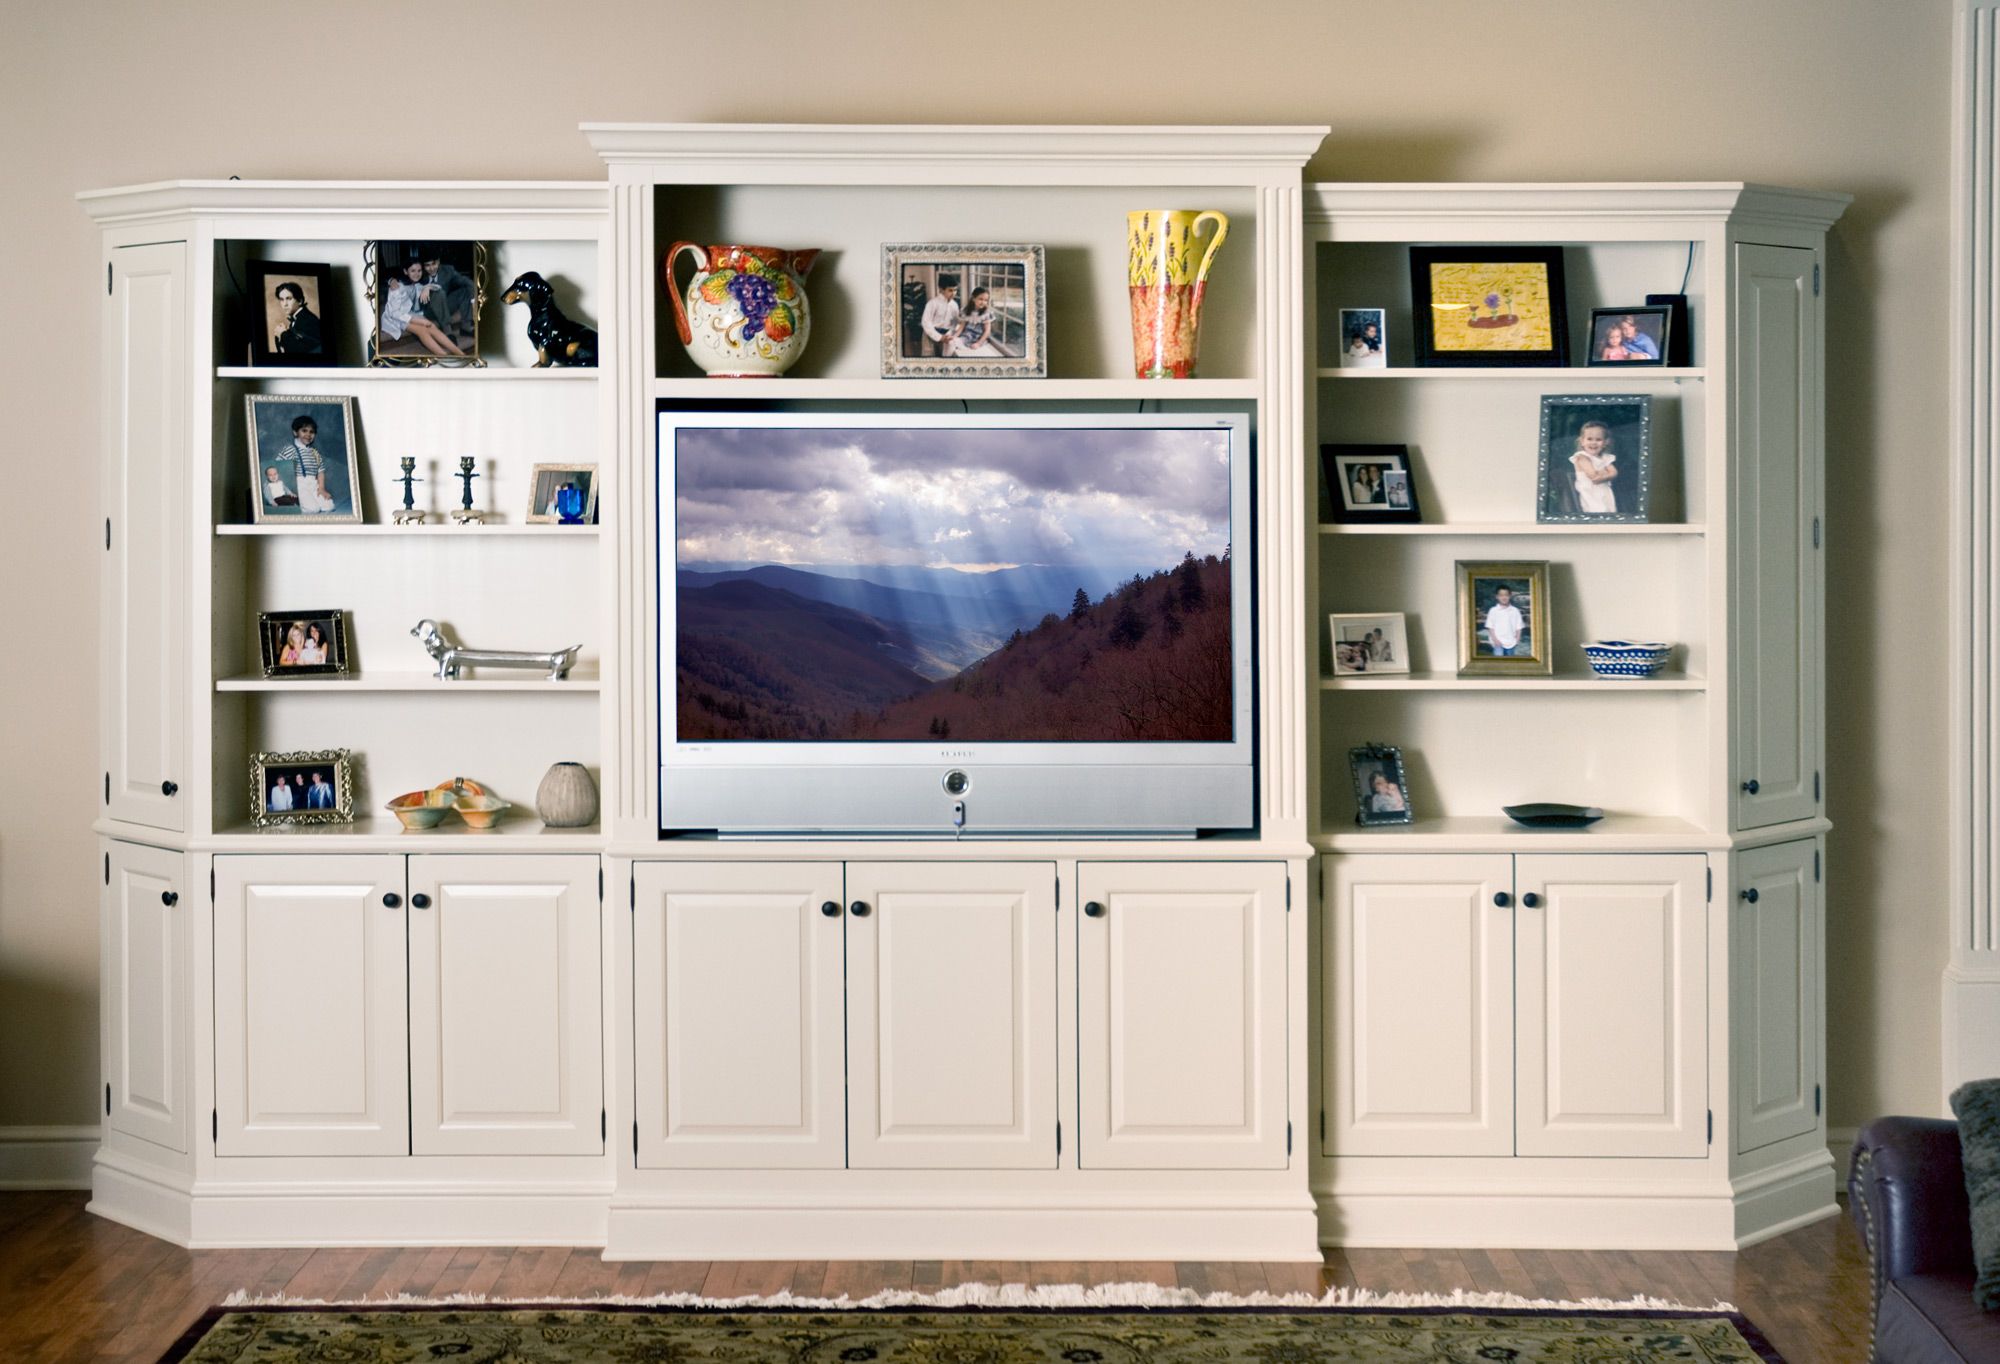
[1325,852,1706,1159]
[101,840,189,1152]
[215,853,602,1158]
[1732,838,1822,1153]
[100,241,188,833]
[1077,862,1290,1170]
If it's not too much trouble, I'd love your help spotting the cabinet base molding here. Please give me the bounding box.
[604,1195,1323,1262]
[1729,1148,1839,1249]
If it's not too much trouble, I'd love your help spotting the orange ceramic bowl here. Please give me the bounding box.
[386,789,453,830]
[452,794,511,830]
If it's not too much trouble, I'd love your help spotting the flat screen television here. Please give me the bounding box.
[658,410,1255,835]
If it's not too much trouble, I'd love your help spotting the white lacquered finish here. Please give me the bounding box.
[1513,854,1708,1159]
[632,862,846,1169]
[408,855,603,1157]
[213,856,408,1157]
[845,863,1058,1170]
[101,841,189,1153]
[1734,839,1822,1153]
[1077,862,1289,1170]
[1325,855,1513,1156]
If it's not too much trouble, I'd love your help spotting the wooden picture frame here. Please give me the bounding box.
[246,260,334,367]
[1457,560,1553,676]
[258,610,350,677]
[1586,305,1672,367]
[1409,245,1568,368]
[882,243,1046,378]
[1536,394,1653,524]
[365,240,485,367]
[245,394,362,524]
[1322,443,1421,523]
[1349,743,1413,826]
[527,463,600,525]
[249,749,355,826]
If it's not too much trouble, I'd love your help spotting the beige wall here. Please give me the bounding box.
[0,1,1951,1135]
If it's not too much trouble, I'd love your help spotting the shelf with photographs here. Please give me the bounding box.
[217,366,596,382]
[1317,521,1702,537]
[1317,366,1707,382]
[1317,670,1705,692]
[649,377,1265,404]
[1311,812,1719,854]
[216,671,602,693]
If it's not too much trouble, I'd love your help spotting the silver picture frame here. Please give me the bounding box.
[882,243,1046,378]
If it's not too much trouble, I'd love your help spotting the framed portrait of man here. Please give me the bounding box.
[246,260,334,367]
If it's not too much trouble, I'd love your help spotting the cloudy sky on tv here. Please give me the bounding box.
[673,425,1230,570]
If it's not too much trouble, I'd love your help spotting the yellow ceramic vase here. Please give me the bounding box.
[1126,209,1229,379]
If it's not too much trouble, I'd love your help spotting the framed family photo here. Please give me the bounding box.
[1457,560,1552,677]
[1587,306,1672,366]
[1338,307,1387,368]
[1536,393,1653,523]
[882,243,1046,378]
[258,610,350,677]
[246,260,333,367]
[1349,743,1413,826]
[245,394,362,524]
[1322,443,1421,523]
[527,463,599,524]
[1409,244,1568,368]
[249,749,354,826]
[1329,612,1411,676]
[366,240,484,366]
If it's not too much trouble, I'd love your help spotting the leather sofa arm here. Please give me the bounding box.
[1850,1116,1974,1287]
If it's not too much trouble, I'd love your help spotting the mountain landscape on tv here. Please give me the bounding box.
[677,552,1232,742]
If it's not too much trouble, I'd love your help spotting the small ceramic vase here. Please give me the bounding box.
[535,762,599,828]
[666,242,818,377]
[1126,209,1229,379]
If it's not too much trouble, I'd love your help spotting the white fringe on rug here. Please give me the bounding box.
[218,1282,1734,1313]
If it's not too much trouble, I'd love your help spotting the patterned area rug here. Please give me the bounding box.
[160,1303,1786,1363]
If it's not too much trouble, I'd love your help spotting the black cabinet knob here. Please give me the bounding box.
[1521,892,1542,909]
[161,780,178,797]
[1741,887,1760,904]
[1493,892,1511,908]
[383,892,403,909]
[821,900,841,918]
[411,893,432,910]
[849,900,870,918]
[1741,778,1760,795]
[1085,901,1106,918]
[160,890,178,907]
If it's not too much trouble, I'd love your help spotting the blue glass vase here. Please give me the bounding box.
[555,481,585,525]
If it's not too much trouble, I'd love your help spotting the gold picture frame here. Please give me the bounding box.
[365,241,486,367]
[1457,560,1552,677]
[249,748,355,826]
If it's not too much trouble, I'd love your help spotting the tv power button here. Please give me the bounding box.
[942,769,971,797]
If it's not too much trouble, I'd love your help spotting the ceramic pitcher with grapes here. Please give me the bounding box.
[666,242,819,377]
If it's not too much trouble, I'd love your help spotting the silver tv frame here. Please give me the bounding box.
[657,410,1256,836]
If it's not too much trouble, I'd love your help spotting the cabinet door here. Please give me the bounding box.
[633,862,845,1169]
[1077,862,1288,1169]
[213,855,407,1156]
[408,855,602,1156]
[845,862,1057,1170]
[101,840,189,1152]
[1515,854,1707,1158]
[1732,242,1822,830]
[1324,854,1513,1157]
[101,241,189,832]
[1734,839,1822,1153]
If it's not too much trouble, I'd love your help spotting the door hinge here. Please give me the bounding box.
[1319,1108,1326,1143]
[1286,1120,1293,1156]
[1812,516,1821,549]
[629,876,635,912]
[212,1108,219,1144]
[1705,866,1712,902]
[105,1083,111,1116]
[1814,772,1822,802]
[632,1119,639,1159]
[1813,263,1821,296]
[103,853,110,886]
[1056,1122,1062,1159]
[601,1108,607,1141]
[598,867,603,901]
[1055,879,1060,912]
[105,518,111,551]
[1815,1084,1822,1116]
[209,866,215,900]
[1815,849,1822,882]
[1285,876,1292,912]
[104,772,110,806]
[107,262,113,295]
[1706,1110,1713,1145]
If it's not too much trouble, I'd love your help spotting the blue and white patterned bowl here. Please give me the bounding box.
[1581,640,1672,678]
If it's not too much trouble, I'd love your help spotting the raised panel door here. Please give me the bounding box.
[101,241,188,832]
[1077,861,1288,1170]
[633,862,845,1169]
[1515,854,1707,1159]
[1734,839,1821,1153]
[101,840,188,1152]
[1732,242,1822,830]
[213,855,407,1156]
[845,862,1057,1170]
[1324,854,1513,1157]
[408,855,603,1156]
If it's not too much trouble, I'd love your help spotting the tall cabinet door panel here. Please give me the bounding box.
[408,855,602,1156]
[1515,854,1707,1158]
[101,241,188,832]
[845,862,1057,1170]
[102,840,189,1152]
[213,855,407,1156]
[1734,839,1822,1153]
[1732,242,1822,830]
[1077,861,1288,1170]
[633,862,845,1169]
[1325,854,1513,1157]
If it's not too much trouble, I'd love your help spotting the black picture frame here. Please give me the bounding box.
[1586,306,1673,368]
[246,260,334,367]
[1322,443,1422,524]
[258,610,350,677]
[1349,744,1414,827]
[1408,245,1569,368]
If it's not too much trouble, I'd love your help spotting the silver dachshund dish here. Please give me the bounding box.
[412,618,581,681]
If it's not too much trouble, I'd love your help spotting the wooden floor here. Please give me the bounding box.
[0,1192,1872,1362]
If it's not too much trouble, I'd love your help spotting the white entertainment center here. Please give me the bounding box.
[81,125,1846,1257]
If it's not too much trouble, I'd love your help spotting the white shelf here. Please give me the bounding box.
[1316,366,1705,381]
[651,377,1263,403]
[1317,522,1703,537]
[1314,814,1721,853]
[216,523,597,537]
[217,366,597,382]
[1319,670,1704,692]
[210,816,603,852]
[217,671,600,693]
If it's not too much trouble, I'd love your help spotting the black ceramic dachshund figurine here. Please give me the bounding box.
[502,271,598,367]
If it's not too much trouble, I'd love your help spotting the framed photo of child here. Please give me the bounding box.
[881,244,1047,378]
[1349,743,1413,826]
[1321,443,1422,524]
[1586,306,1672,367]
[366,241,484,367]
[1457,560,1552,677]
[258,610,350,677]
[1535,394,1653,523]
[245,394,363,524]
[1338,307,1387,368]
[1329,612,1411,677]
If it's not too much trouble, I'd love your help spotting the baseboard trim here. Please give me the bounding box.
[0,1125,99,1190]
